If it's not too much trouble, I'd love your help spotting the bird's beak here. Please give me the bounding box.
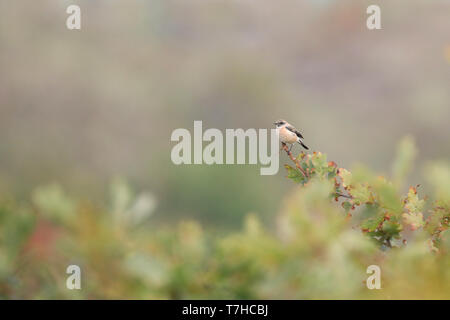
[273,122,277,125]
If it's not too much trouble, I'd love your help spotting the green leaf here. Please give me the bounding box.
[402,186,425,230]
[311,152,328,176]
[382,221,402,238]
[338,168,352,188]
[404,187,425,213]
[284,165,305,184]
[350,184,371,204]
[402,212,424,231]
[376,180,403,215]
[361,214,385,232]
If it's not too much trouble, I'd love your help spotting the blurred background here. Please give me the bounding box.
[1,0,449,227]
[0,0,449,299]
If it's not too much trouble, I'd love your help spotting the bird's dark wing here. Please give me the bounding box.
[286,125,304,139]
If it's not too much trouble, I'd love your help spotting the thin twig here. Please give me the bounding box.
[335,192,353,199]
[281,143,308,178]
[385,238,392,248]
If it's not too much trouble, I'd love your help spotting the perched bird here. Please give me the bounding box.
[274,119,309,151]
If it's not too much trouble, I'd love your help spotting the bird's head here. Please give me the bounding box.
[273,119,287,128]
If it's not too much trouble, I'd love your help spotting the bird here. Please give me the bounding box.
[274,119,309,152]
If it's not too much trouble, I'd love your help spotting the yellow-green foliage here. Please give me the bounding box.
[0,137,449,299]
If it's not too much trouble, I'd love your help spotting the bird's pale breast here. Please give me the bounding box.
[279,126,298,143]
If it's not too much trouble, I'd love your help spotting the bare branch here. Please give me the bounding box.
[281,143,307,178]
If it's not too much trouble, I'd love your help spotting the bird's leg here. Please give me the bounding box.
[281,142,286,151]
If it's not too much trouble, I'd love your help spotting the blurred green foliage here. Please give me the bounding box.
[0,137,449,299]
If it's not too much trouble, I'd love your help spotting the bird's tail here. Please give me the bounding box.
[298,140,309,150]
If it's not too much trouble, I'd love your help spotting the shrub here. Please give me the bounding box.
[0,137,449,299]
